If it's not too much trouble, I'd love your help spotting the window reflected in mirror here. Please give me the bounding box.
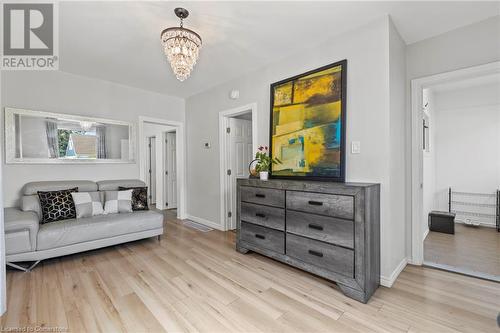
[6,108,134,163]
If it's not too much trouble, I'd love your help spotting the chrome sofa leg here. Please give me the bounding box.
[7,260,41,272]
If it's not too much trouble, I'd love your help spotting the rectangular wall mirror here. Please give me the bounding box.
[5,107,135,164]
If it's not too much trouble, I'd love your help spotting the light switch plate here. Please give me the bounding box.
[351,141,361,154]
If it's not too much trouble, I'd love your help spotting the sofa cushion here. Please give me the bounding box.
[36,210,164,251]
[23,181,97,195]
[38,188,78,224]
[21,195,42,221]
[119,186,149,211]
[4,208,39,252]
[97,179,145,191]
[71,192,104,218]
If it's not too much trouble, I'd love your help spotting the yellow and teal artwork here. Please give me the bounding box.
[270,60,346,181]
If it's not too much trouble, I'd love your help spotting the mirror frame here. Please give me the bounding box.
[4,107,136,164]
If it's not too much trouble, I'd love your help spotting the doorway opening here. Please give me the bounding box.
[146,136,157,204]
[411,61,500,281]
[219,103,258,231]
[139,117,186,219]
[164,131,177,210]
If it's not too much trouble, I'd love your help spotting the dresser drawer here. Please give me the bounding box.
[286,210,354,248]
[286,233,354,277]
[286,191,354,220]
[240,186,285,207]
[241,202,285,230]
[240,222,284,254]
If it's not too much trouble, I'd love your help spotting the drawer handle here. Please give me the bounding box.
[255,234,265,240]
[255,194,266,198]
[308,250,323,257]
[255,213,266,218]
[308,200,323,206]
[308,224,323,231]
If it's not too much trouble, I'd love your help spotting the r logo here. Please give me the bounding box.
[3,3,53,56]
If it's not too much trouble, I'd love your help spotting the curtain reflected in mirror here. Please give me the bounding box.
[6,108,134,163]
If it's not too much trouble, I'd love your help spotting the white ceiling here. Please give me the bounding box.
[59,1,500,98]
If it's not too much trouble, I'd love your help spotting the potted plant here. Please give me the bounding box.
[255,146,281,180]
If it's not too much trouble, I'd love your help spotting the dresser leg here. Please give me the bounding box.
[337,283,368,303]
[236,244,250,254]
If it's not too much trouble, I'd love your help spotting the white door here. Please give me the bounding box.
[166,132,177,209]
[147,137,156,204]
[228,117,253,229]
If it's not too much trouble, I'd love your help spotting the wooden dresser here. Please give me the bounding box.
[236,179,380,303]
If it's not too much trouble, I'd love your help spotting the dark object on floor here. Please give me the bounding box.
[429,211,455,234]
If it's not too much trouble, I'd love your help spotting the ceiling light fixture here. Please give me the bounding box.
[161,8,202,82]
[79,121,94,132]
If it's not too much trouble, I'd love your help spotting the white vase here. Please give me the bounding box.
[259,171,269,181]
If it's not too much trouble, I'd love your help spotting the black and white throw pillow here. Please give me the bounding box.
[103,190,133,214]
[119,186,149,211]
[37,188,78,224]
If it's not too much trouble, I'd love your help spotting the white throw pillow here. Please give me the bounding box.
[104,190,133,214]
[71,192,104,218]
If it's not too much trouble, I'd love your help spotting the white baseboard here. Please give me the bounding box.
[454,219,496,228]
[185,214,224,231]
[380,257,408,288]
[422,228,429,241]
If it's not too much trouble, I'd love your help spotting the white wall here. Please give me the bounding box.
[433,82,500,215]
[405,15,500,256]
[1,70,185,207]
[422,89,436,238]
[186,16,407,283]
[388,19,408,279]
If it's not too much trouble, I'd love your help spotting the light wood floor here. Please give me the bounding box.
[424,224,500,278]
[2,210,500,333]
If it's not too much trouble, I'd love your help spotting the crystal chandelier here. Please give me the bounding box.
[161,8,202,82]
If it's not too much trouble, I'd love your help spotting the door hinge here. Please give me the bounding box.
[227,169,231,176]
[165,171,168,175]
[148,143,151,148]
[165,139,168,143]
[148,169,152,174]
[166,202,168,206]
[226,127,231,134]
[228,211,232,218]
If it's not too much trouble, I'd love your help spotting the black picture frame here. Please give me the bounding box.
[269,59,347,182]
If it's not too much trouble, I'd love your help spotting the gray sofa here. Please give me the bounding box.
[4,179,164,271]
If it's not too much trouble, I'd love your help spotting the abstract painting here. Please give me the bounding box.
[269,60,346,181]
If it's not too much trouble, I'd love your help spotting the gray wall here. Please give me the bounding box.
[1,70,185,207]
[404,15,500,256]
[185,16,408,282]
[388,19,408,278]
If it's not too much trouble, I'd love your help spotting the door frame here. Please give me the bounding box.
[219,103,258,231]
[138,116,187,219]
[410,61,500,265]
[146,136,156,204]
[164,130,177,210]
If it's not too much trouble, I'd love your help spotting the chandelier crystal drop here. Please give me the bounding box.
[161,8,202,82]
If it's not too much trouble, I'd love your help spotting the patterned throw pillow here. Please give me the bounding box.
[37,188,78,224]
[104,190,133,214]
[71,192,104,218]
[118,186,149,211]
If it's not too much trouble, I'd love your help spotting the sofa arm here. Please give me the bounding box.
[4,208,39,252]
